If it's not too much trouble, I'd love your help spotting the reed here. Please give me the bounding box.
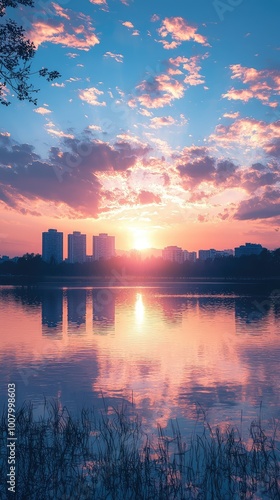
[0,400,279,499]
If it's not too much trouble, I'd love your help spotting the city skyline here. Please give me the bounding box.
[0,226,270,262]
[0,1,280,256]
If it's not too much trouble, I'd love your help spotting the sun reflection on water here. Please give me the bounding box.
[135,293,145,325]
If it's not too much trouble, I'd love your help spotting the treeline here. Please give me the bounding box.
[1,249,280,278]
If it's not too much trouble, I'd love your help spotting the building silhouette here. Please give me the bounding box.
[42,229,63,264]
[68,231,86,263]
[198,248,233,260]
[235,243,264,257]
[183,250,197,262]
[198,249,217,261]
[162,246,183,264]
[92,233,115,261]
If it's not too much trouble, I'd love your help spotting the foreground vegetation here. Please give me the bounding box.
[1,401,280,499]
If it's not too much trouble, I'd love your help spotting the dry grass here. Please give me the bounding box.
[0,400,280,499]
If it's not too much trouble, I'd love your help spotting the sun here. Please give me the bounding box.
[132,229,150,250]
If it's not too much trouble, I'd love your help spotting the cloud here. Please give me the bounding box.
[122,21,134,28]
[158,17,208,49]
[133,74,185,108]
[104,52,124,63]
[79,87,106,106]
[0,135,152,217]
[177,156,216,185]
[88,125,102,131]
[33,107,52,115]
[235,190,280,220]
[89,0,108,10]
[151,14,160,22]
[51,82,66,88]
[209,118,280,154]
[28,4,100,51]
[176,147,240,189]
[168,55,206,86]
[45,121,75,139]
[150,116,175,128]
[223,112,240,119]
[223,64,280,107]
[241,168,280,193]
[137,191,161,204]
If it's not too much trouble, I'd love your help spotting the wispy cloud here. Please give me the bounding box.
[28,4,100,51]
[223,112,240,119]
[168,55,207,86]
[45,121,75,139]
[158,16,209,49]
[223,64,280,107]
[104,52,124,63]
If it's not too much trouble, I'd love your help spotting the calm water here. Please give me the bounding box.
[1,282,280,435]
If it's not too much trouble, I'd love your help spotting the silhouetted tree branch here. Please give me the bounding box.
[0,0,60,105]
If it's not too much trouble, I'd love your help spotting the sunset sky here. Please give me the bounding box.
[0,0,280,257]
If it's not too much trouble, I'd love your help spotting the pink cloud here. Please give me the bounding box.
[33,107,52,115]
[28,4,99,51]
[223,112,240,119]
[137,190,161,204]
[79,87,106,106]
[122,21,134,28]
[223,64,280,107]
[134,74,185,109]
[168,55,206,86]
[158,17,208,49]
[45,121,75,139]
[89,0,108,9]
[209,118,280,155]
[150,116,175,128]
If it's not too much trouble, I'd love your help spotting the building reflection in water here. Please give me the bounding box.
[67,289,86,334]
[92,289,115,334]
[42,289,63,337]
[234,296,271,335]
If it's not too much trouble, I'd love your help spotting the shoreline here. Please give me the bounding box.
[1,275,280,286]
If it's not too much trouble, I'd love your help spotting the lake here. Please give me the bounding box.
[1,281,280,437]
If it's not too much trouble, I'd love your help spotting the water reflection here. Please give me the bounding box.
[135,293,145,324]
[92,289,115,334]
[67,289,86,335]
[42,289,63,337]
[1,284,280,433]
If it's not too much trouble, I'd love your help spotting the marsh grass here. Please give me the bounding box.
[0,400,280,499]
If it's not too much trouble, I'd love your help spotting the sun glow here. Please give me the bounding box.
[132,229,150,250]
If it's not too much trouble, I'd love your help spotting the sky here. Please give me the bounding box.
[0,0,280,257]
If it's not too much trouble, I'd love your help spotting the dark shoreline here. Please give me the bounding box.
[1,275,280,287]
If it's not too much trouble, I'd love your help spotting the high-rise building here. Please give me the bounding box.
[42,229,63,264]
[235,243,264,258]
[198,249,216,261]
[92,233,115,261]
[183,250,197,263]
[68,231,86,263]
[162,246,183,264]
